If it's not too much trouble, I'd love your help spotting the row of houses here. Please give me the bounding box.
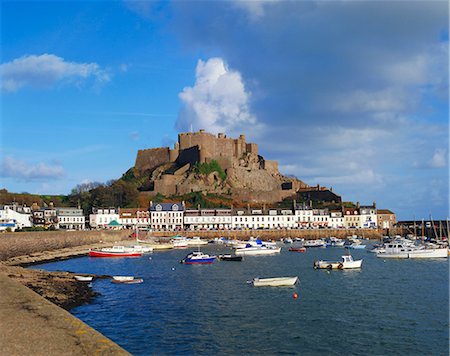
[0,202,85,231]
[0,201,396,232]
[89,202,396,231]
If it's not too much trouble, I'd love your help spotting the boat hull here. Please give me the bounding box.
[182,258,216,264]
[253,276,298,287]
[235,247,281,256]
[288,247,306,252]
[88,250,142,257]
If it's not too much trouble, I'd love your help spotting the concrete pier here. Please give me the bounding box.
[0,272,129,355]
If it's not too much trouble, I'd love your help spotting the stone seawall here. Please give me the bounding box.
[0,230,126,261]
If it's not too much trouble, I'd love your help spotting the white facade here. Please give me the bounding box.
[184,209,232,230]
[359,206,377,228]
[119,209,150,229]
[150,203,184,231]
[295,208,313,228]
[232,209,297,230]
[0,204,32,231]
[311,209,329,228]
[328,211,345,229]
[57,208,85,230]
[89,208,120,229]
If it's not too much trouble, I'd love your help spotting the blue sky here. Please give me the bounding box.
[1,1,448,220]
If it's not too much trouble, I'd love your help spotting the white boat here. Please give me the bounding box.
[283,238,293,244]
[127,245,153,253]
[303,239,326,248]
[252,276,298,287]
[112,276,135,281]
[171,238,189,248]
[377,242,448,259]
[186,236,208,245]
[235,244,281,256]
[314,255,363,269]
[74,275,93,282]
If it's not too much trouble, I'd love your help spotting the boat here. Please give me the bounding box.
[112,276,135,281]
[235,244,281,256]
[283,238,293,244]
[74,275,94,282]
[112,278,144,284]
[171,236,189,248]
[314,255,363,269]
[180,251,216,264]
[217,254,243,261]
[88,248,142,257]
[288,247,306,252]
[252,276,298,287]
[186,236,208,245]
[346,243,366,250]
[303,239,326,248]
[376,242,448,259]
[325,237,345,247]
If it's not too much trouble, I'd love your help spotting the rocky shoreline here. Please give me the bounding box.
[0,231,128,311]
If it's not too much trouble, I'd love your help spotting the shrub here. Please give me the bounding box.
[193,160,226,181]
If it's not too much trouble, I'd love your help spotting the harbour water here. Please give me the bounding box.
[31,244,449,355]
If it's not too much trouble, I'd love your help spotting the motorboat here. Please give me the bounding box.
[74,275,94,282]
[235,244,281,256]
[303,239,326,248]
[217,254,243,261]
[180,251,216,264]
[377,242,448,259]
[252,276,298,287]
[283,238,293,244]
[325,237,345,247]
[186,236,208,245]
[171,237,189,248]
[314,255,363,269]
[127,245,153,253]
[88,246,142,257]
[346,243,366,250]
[288,247,306,252]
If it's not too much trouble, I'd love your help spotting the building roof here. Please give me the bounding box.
[107,220,121,226]
[149,202,184,212]
[377,209,395,215]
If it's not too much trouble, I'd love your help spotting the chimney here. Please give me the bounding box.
[373,201,376,209]
[317,184,320,191]
[293,199,296,209]
[356,201,360,209]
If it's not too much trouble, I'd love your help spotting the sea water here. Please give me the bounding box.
[31,244,449,355]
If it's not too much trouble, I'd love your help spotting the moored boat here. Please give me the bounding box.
[112,278,144,284]
[181,251,216,264]
[314,255,363,269]
[288,247,306,252]
[88,249,142,257]
[74,275,94,282]
[252,276,298,287]
[235,244,281,256]
[217,254,243,261]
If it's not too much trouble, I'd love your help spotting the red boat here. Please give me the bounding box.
[88,250,142,258]
[289,247,306,253]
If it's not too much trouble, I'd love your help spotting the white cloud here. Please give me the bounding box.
[1,156,64,180]
[0,54,110,92]
[176,57,262,137]
[231,0,281,19]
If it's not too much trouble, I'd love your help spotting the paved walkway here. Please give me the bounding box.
[0,273,129,355]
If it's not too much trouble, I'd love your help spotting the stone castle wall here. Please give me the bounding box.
[135,147,170,173]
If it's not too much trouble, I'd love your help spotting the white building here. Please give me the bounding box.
[344,208,361,228]
[150,202,184,231]
[311,209,329,228]
[0,203,32,231]
[328,210,345,229]
[184,209,232,230]
[231,208,296,230]
[89,207,120,229]
[119,208,150,229]
[57,208,85,230]
[359,204,377,228]
[294,205,313,228]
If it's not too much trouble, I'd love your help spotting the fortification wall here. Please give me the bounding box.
[263,160,279,175]
[153,175,178,196]
[135,147,170,173]
[178,131,257,164]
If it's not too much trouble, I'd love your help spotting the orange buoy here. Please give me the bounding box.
[293,293,298,299]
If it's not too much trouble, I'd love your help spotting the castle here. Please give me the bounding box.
[134,130,310,203]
